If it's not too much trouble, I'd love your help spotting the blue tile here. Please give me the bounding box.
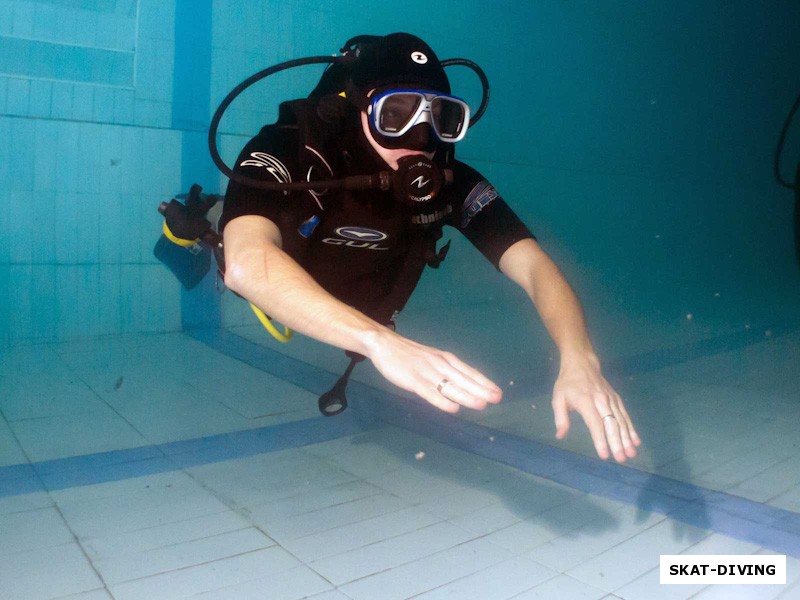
[40,456,177,491]
[95,12,117,49]
[134,98,171,128]
[0,474,45,497]
[32,3,60,40]
[11,2,34,37]
[34,445,164,476]
[0,77,7,112]
[113,88,134,124]
[93,86,114,122]
[0,37,135,86]
[6,78,29,116]
[117,128,143,194]
[137,0,175,42]
[73,85,95,121]
[0,268,9,344]
[0,3,11,36]
[0,463,36,482]
[6,191,35,263]
[76,127,103,194]
[51,81,74,119]
[33,120,58,193]
[6,265,57,340]
[28,79,51,118]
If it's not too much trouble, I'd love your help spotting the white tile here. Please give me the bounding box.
[310,521,477,585]
[109,546,301,600]
[0,373,112,421]
[683,532,761,555]
[0,491,53,516]
[366,465,490,505]
[510,574,606,599]
[303,592,352,600]
[283,505,443,562]
[113,394,248,445]
[246,480,387,521]
[777,580,800,600]
[566,519,707,593]
[0,343,68,377]
[412,555,557,600]
[249,491,412,543]
[302,435,419,479]
[190,455,360,509]
[691,584,791,600]
[10,412,148,462]
[201,372,319,419]
[93,527,274,584]
[0,543,103,600]
[727,454,800,503]
[50,471,194,505]
[338,537,515,600]
[415,483,511,521]
[84,510,254,560]
[482,494,626,555]
[0,418,27,466]
[57,480,231,540]
[614,533,759,600]
[0,506,74,557]
[525,504,665,572]
[696,444,798,491]
[769,483,800,513]
[56,591,113,600]
[192,565,332,600]
[447,476,581,537]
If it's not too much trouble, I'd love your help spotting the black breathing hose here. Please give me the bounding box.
[774,92,800,269]
[207,53,491,194]
[774,93,800,190]
[207,56,361,192]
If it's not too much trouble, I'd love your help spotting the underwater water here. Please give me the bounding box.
[1,1,800,598]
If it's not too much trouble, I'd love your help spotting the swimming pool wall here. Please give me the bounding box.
[1,0,799,368]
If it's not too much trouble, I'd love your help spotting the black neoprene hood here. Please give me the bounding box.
[349,33,451,102]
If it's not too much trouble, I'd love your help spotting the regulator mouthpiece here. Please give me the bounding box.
[392,155,451,205]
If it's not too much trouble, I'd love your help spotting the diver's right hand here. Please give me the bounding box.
[364,329,503,413]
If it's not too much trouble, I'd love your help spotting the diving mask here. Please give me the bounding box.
[368,89,471,143]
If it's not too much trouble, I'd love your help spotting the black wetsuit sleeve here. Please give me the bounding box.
[217,125,305,236]
[445,161,536,269]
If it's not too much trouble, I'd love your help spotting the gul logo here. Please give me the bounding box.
[322,227,389,250]
[411,51,428,64]
[239,152,291,183]
[335,227,387,241]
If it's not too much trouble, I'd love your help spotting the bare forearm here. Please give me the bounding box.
[528,259,598,365]
[224,221,393,357]
[500,239,597,365]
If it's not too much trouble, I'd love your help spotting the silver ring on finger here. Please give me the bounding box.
[437,378,450,395]
[602,414,617,423]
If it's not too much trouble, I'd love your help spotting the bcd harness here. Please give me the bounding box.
[158,96,452,416]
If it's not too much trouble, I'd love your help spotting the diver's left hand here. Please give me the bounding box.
[552,355,641,462]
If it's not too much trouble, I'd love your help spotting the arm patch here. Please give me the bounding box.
[462,181,499,228]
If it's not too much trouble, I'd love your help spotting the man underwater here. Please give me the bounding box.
[219,32,641,462]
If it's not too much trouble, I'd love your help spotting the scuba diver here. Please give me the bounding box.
[167,32,641,463]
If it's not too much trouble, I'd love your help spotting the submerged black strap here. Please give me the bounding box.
[318,351,367,416]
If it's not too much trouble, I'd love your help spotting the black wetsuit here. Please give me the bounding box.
[219,105,534,325]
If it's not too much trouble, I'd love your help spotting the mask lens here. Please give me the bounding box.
[378,93,422,133]
[431,98,466,139]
